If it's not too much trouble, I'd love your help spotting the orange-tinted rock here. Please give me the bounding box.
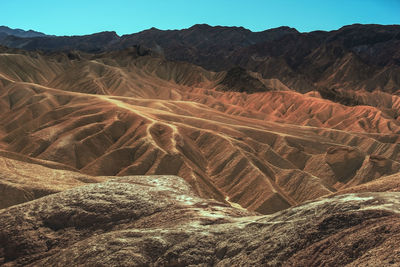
[0,45,400,215]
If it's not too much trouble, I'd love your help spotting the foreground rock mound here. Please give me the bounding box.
[1,175,400,266]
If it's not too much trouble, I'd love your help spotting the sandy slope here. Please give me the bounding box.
[0,152,103,209]
[0,49,400,214]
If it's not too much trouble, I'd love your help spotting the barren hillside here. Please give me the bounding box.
[1,46,399,214]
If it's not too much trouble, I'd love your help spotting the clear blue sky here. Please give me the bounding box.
[2,0,400,36]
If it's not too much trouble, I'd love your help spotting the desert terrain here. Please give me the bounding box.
[1,24,400,266]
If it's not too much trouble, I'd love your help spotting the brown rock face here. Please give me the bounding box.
[325,146,365,183]
[217,66,270,93]
[1,176,400,266]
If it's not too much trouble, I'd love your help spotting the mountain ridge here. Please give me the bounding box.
[1,23,398,95]
[0,25,47,38]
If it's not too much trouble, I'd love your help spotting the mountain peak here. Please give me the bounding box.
[189,23,213,30]
[90,31,119,38]
[0,25,47,38]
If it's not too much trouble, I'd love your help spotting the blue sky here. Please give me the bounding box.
[2,0,400,36]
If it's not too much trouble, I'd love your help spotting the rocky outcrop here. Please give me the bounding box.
[1,175,400,266]
[217,66,270,93]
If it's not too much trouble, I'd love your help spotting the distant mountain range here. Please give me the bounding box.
[0,25,47,38]
[1,23,399,96]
